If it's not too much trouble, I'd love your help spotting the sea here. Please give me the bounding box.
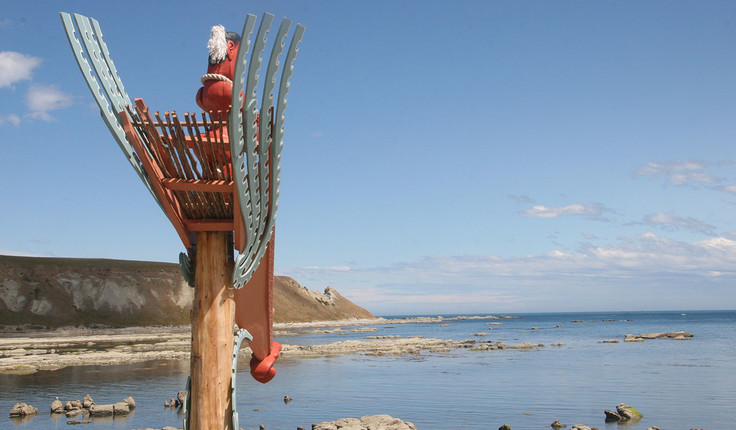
[1,310,734,430]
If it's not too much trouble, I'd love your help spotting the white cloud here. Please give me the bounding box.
[25,84,74,121]
[280,233,736,313]
[0,114,20,126]
[634,160,718,186]
[720,184,736,194]
[0,51,41,88]
[643,212,716,236]
[520,203,609,220]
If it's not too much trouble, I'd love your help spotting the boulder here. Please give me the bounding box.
[113,402,130,415]
[124,396,136,409]
[616,403,642,421]
[176,391,187,407]
[9,403,38,417]
[82,394,94,409]
[604,409,623,421]
[50,398,64,414]
[499,425,512,430]
[65,409,86,418]
[605,403,642,422]
[89,404,114,417]
[570,426,592,430]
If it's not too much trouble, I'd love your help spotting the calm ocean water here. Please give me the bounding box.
[1,310,735,430]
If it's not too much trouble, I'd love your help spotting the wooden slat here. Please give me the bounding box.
[185,219,235,232]
[119,110,193,249]
[129,99,237,224]
[162,178,234,193]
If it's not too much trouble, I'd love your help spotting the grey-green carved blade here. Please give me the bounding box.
[59,12,163,211]
[256,17,291,251]
[230,327,253,429]
[230,14,257,264]
[231,16,304,290]
[242,13,274,258]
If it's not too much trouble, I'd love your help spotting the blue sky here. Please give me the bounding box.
[2,1,736,315]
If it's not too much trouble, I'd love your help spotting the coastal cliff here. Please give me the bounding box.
[0,255,373,328]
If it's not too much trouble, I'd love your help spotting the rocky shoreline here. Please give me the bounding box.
[0,317,692,375]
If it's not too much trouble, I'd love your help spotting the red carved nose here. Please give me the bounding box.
[196,81,233,113]
[249,341,282,384]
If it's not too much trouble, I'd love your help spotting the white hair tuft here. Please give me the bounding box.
[207,25,228,64]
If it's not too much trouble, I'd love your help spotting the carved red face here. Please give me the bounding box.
[196,26,240,114]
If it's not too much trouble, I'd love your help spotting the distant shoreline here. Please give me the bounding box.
[0,312,700,375]
[0,315,516,375]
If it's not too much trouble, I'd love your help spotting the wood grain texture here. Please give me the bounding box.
[189,231,235,430]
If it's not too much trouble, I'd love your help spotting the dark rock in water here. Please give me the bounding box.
[284,395,292,403]
[604,409,623,421]
[312,414,417,430]
[67,419,92,425]
[499,425,512,430]
[551,419,566,428]
[9,403,38,417]
[50,398,64,414]
[176,391,187,407]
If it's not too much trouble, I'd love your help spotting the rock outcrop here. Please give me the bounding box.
[605,403,642,423]
[9,403,37,418]
[0,255,373,327]
[312,414,417,430]
[624,332,693,342]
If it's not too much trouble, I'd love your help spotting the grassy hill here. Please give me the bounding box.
[0,255,373,328]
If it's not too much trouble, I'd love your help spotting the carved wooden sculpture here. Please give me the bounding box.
[60,11,304,430]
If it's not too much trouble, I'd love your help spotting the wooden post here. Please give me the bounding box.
[189,231,235,430]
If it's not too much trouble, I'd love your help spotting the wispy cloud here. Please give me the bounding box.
[25,84,74,121]
[280,233,736,313]
[506,194,535,204]
[642,213,716,236]
[0,51,41,88]
[633,160,719,186]
[520,203,610,221]
[0,114,20,126]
